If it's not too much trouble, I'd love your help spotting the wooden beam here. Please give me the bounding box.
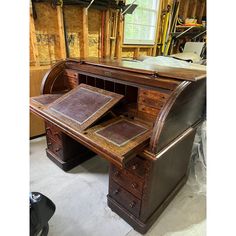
[197,0,206,23]
[110,10,118,59]
[82,8,89,58]
[183,0,190,20]
[30,9,40,66]
[115,12,123,59]
[148,48,153,56]
[191,0,198,18]
[153,0,163,56]
[133,48,140,59]
[56,6,67,59]
[104,10,111,58]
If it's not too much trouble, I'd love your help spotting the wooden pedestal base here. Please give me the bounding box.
[46,149,95,171]
[107,175,188,234]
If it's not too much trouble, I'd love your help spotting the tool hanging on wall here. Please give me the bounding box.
[164,0,180,55]
[158,1,180,56]
[160,5,171,55]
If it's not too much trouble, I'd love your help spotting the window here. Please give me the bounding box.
[123,0,159,45]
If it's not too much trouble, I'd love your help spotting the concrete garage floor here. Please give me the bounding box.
[30,136,206,236]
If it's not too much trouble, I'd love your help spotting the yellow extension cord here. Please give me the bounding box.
[161,10,170,55]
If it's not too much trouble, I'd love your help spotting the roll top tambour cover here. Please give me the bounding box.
[68,58,206,81]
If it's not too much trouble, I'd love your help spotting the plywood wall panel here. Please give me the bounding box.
[30,36,35,66]
[34,3,61,65]
[122,48,134,58]
[64,6,83,58]
[88,9,102,57]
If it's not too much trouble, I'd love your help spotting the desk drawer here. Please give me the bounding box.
[139,89,169,101]
[66,77,78,89]
[64,69,79,89]
[45,122,62,144]
[46,137,64,160]
[125,156,149,179]
[138,96,164,110]
[64,69,78,79]
[138,104,160,116]
[109,180,141,218]
[111,165,144,199]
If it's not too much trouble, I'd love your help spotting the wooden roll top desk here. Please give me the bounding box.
[30,58,206,234]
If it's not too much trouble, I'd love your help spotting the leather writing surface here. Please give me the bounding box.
[96,120,148,146]
[45,84,124,131]
[50,87,112,125]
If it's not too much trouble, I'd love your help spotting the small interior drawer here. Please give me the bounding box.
[66,77,78,88]
[111,165,144,199]
[109,180,141,218]
[139,89,169,101]
[138,104,160,116]
[138,96,164,110]
[64,69,78,79]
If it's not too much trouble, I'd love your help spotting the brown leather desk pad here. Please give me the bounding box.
[45,84,124,131]
[50,87,112,125]
[83,117,152,164]
[95,119,148,147]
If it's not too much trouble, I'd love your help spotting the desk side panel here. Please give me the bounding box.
[140,128,197,221]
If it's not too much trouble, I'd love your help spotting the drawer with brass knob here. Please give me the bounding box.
[109,180,141,218]
[125,155,150,179]
[110,165,144,199]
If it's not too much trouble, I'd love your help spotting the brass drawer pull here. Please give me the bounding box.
[132,183,138,189]
[129,201,136,208]
[46,127,52,134]
[55,148,60,152]
[131,163,138,170]
[54,132,60,138]
[113,189,119,195]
